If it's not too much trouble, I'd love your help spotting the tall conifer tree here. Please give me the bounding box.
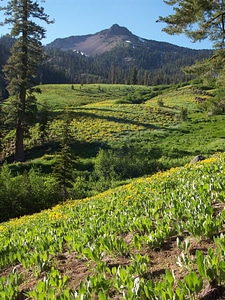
[131,67,138,85]
[0,0,53,161]
[158,0,225,49]
[53,109,75,201]
[158,0,225,112]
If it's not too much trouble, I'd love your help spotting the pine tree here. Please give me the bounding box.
[0,93,3,162]
[53,109,75,201]
[0,0,53,161]
[158,0,224,49]
[38,100,50,145]
[130,67,138,85]
[111,63,116,84]
[158,0,225,107]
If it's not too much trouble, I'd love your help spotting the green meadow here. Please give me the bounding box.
[2,82,224,196]
[32,83,225,166]
[1,82,225,298]
[1,82,224,201]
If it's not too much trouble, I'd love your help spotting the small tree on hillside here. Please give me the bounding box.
[0,0,53,161]
[38,100,50,145]
[130,67,138,85]
[180,107,188,121]
[111,63,116,84]
[53,109,75,200]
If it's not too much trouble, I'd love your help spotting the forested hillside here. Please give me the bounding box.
[0,40,10,99]
[39,40,212,86]
[43,24,212,85]
[0,34,213,96]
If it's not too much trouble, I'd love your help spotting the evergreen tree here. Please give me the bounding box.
[38,100,50,145]
[53,109,75,200]
[0,0,53,161]
[158,0,225,110]
[110,63,116,84]
[144,70,151,86]
[158,0,225,49]
[130,67,138,85]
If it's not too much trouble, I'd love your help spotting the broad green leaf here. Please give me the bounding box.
[98,291,107,300]
[165,270,174,285]
[184,272,203,294]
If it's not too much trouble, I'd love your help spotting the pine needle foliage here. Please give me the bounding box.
[53,109,76,201]
[0,0,53,161]
[159,0,225,113]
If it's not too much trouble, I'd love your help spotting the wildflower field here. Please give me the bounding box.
[28,83,224,157]
[33,84,179,144]
[3,83,225,167]
[0,152,225,299]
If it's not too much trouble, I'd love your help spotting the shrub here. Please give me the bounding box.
[92,147,159,192]
[0,164,61,222]
[157,99,164,107]
[180,107,188,121]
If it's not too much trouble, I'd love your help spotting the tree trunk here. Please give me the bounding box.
[14,118,25,162]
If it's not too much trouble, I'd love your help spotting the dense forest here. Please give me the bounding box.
[40,41,213,86]
[0,37,11,99]
[0,34,213,97]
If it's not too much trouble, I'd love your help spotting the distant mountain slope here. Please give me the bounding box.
[0,25,213,89]
[43,24,213,85]
[46,24,143,56]
[46,24,212,57]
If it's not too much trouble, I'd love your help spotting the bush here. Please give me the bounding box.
[120,89,158,104]
[180,107,188,121]
[157,99,164,107]
[92,147,159,192]
[0,164,61,222]
[70,175,90,199]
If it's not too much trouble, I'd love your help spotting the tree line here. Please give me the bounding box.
[0,34,213,90]
[39,42,212,86]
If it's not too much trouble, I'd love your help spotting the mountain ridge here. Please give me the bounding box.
[0,25,213,88]
[46,23,210,56]
[46,24,142,56]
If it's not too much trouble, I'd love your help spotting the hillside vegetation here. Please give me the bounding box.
[1,82,225,222]
[0,152,225,299]
[4,82,224,161]
[0,32,213,94]
[0,82,225,298]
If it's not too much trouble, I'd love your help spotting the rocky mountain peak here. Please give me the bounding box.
[106,24,133,37]
[46,24,138,56]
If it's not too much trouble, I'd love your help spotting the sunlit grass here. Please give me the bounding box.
[0,152,225,298]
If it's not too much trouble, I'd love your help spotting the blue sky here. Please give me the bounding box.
[0,0,212,49]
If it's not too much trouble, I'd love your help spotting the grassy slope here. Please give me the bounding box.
[0,152,225,298]
[1,83,225,297]
[27,83,225,173]
[35,84,147,108]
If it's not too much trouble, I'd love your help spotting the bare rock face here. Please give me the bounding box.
[190,155,206,164]
[46,24,141,56]
[105,24,133,37]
